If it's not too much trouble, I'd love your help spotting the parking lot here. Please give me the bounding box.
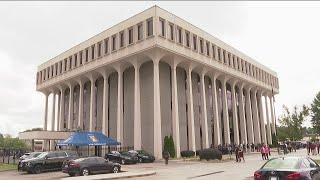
[0,149,316,180]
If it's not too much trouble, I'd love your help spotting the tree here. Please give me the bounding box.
[278,105,309,141]
[163,135,175,158]
[311,91,320,134]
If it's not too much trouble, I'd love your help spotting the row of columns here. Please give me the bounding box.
[43,58,277,159]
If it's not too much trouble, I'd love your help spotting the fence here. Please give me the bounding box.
[0,148,27,164]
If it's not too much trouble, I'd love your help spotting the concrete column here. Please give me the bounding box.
[211,75,221,146]
[133,62,142,150]
[200,72,209,148]
[59,89,65,130]
[265,95,272,144]
[251,89,261,144]
[231,82,239,145]
[78,81,84,130]
[171,63,181,157]
[270,95,276,135]
[51,93,56,131]
[57,93,61,131]
[102,73,109,136]
[245,87,254,144]
[221,78,230,145]
[43,93,49,131]
[89,78,96,132]
[238,84,247,145]
[258,91,267,144]
[186,67,196,152]
[153,60,162,159]
[68,85,74,130]
[116,69,124,143]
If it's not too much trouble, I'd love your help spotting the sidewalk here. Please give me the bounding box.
[62,170,156,180]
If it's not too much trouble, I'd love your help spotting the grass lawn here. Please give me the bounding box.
[0,163,17,171]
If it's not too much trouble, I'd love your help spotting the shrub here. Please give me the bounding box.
[198,148,222,161]
[180,150,195,158]
[163,136,175,158]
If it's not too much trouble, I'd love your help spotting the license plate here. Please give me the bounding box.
[270,177,277,180]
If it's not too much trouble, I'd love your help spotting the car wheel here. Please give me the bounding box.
[121,159,125,165]
[33,165,41,174]
[139,158,143,163]
[113,166,120,173]
[81,168,90,176]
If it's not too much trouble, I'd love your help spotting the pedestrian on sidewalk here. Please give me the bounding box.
[235,145,239,162]
[265,145,270,160]
[238,147,245,162]
[163,151,169,165]
[260,144,266,160]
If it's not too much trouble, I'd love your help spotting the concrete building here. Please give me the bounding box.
[33,6,279,159]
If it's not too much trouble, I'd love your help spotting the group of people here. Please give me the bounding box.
[307,141,320,155]
[260,144,271,160]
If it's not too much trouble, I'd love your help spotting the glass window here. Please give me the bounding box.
[169,24,174,41]
[147,18,153,37]
[137,23,143,40]
[177,27,182,44]
[185,31,190,47]
[91,45,95,60]
[193,35,197,50]
[159,18,165,37]
[212,45,216,58]
[308,158,318,168]
[206,42,210,56]
[85,49,89,62]
[74,54,77,67]
[128,28,133,44]
[200,39,203,53]
[112,35,117,51]
[120,31,124,48]
[104,38,109,54]
[98,42,101,57]
[79,51,83,65]
[262,158,300,169]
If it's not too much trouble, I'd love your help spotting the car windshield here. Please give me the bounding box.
[37,152,48,159]
[262,157,300,169]
[30,152,42,158]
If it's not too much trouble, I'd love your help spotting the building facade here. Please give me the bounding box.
[36,6,279,159]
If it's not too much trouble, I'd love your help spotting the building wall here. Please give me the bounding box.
[123,67,134,147]
[109,72,118,139]
[177,67,188,151]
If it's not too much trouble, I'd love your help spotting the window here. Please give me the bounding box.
[193,35,197,51]
[159,18,165,37]
[64,59,67,71]
[112,35,117,51]
[223,50,226,64]
[104,38,109,54]
[147,18,153,37]
[199,39,203,53]
[212,45,216,58]
[59,61,62,73]
[228,53,231,66]
[98,42,101,57]
[206,42,210,56]
[119,31,125,48]
[68,56,72,69]
[91,45,95,60]
[169,23,174,41]
[74,54,77,67]
[217,48,221,61]
[79,51,83,65]
[85,49,89,62]
[185,31,190,47]
[128,28,133,44]
[177,27,182,44]
[137,23,143,41]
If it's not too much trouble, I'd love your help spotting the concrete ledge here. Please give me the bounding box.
[61,170,156,180]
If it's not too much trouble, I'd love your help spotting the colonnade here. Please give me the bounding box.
[42,56,277,159]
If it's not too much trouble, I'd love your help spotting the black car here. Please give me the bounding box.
[19,151,78,174]
[62,157,121,176]
[254,156,320,180]
[18,152,43,170]
[105,151,138,165]
[128,150,155,163]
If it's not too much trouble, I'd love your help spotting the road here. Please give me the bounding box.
[0,148,315,180]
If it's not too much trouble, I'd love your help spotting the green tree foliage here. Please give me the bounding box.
[311,92,320,134]
[0,136,27,149]
[163,135,175,158]
[277,105,309,141]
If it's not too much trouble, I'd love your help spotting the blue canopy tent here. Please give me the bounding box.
[56,131,120,157]
[57,131,120,146]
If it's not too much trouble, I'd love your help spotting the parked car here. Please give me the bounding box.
[254,156,320,180]
[128,150,155,163]
[18,152,43,170]
[105,151,138,164]
[62,156,121,176]
[18,151,78,174]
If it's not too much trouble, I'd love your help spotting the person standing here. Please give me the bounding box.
[265,145,269,160]
[307,142,311,155]
[261,145,266,160]
[238,146,245,162]
[235,145,239,162]
[163,151,169,165]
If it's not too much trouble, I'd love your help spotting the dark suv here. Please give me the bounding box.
[19,151,78,174]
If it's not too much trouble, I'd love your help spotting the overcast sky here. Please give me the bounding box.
[0,1,319,137]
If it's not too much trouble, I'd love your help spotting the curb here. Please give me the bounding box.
[61,170,156,180]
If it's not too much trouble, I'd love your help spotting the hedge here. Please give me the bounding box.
[198,148,222,161]
[180,150,195,157]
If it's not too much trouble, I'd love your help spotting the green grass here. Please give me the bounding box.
[0,163,17,171]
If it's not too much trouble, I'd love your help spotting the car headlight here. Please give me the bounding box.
[26,162,31,166]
